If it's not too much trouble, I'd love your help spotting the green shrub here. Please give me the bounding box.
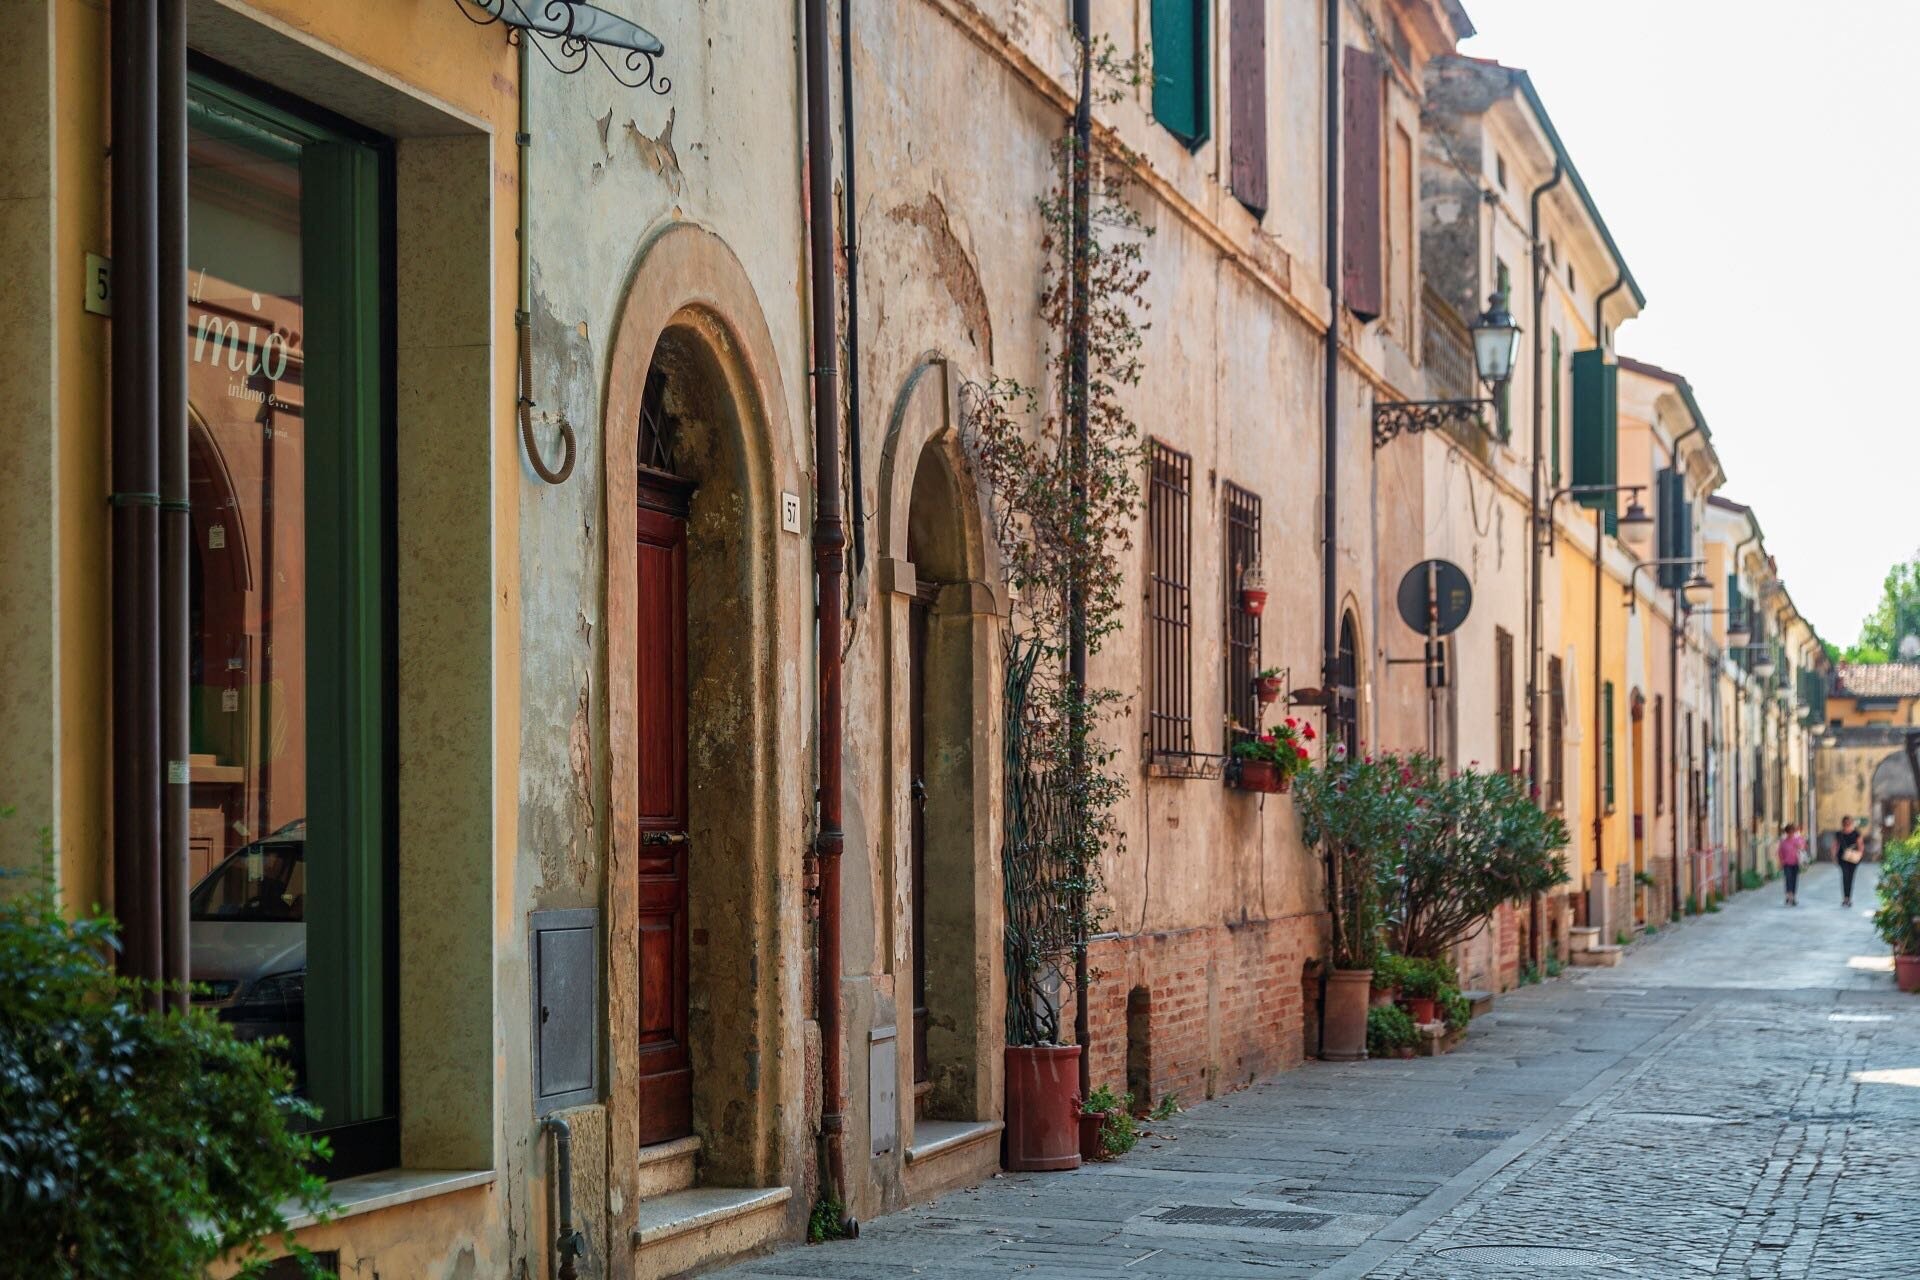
[1545,955,1564,977]
[1147,1093,1183,1121]
[1873,840,1920,957]
[1082,1084,1139,1156]
[1396,956,1453,1000]
[1366,1004,1418,1056]
[1517,961,1541,986]
[1440,988,1471,1031]
[1685,893,1699,916]
[1643,923,1657,936]
[1740,869,1764,892]
[1615,930,1631,946]
[1634,870,1655,888]
[809,1196,850,1243]
[1370,953,1415,992]
[0,864,331,1278]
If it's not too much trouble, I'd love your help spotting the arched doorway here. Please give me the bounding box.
[1871,750,1919,842]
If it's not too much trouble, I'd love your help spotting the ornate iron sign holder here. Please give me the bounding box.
[1371,396,1495,448]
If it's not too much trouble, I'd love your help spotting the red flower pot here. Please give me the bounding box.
[1896,954,1920,994]
[1235,760,1289,794]
[1255,676,1284,705]
[1078,1109,1110,1162]
[1397,1046,1415,1060]
[1240,588,1268,616]
[1005,1045,1083,1171]
[1404,995,1437,1025]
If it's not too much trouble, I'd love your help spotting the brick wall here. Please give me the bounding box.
[1081,914,1326,1110]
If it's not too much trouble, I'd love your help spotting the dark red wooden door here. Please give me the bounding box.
[635,479,692,1145]
[909,595,930,1086]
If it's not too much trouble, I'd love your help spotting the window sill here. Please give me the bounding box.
[285,1168,495,1231]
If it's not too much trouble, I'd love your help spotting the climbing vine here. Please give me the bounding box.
[964,49,1153,1045]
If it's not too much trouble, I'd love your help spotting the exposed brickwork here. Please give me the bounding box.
[1080,914,1326,1109]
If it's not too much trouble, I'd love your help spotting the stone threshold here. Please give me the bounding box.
[905,1118,1003,1166]
[286,1168,495,1230]
[636,1134,703,1168]
[631,1185,793,1247]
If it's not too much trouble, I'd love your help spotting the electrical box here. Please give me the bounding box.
[869,1026,898,1156]
[531,908,600,1114]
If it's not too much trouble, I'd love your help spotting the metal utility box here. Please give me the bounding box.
[531,908,600,1114]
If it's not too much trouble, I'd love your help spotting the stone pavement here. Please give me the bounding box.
[709,863,1920,1278]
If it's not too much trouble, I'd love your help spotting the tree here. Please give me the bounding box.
[1840,551,1920,664]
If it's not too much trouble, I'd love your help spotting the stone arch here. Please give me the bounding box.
[1871,750,1918,840]
[874,355,1004,1137]
[602,223,804,1211]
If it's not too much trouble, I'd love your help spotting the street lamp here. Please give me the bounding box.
[1372,290,1522,446]
[1682,570,1712,605]
[1750,648,1777,680]
[1617,497,1656,553]
[1726,608,1751,648]
[1624,558,1705,612]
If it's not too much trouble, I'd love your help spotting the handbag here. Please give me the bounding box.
[1843,840,1864,865]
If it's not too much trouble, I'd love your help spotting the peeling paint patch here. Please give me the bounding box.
[626,108,682,196]
[885,194,994,361]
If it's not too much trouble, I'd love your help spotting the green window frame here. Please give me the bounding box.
[189,66,396,1180]
[1152,0,1211,148]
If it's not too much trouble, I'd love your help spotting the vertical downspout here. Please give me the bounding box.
[1731,524,1758,867]
[157,0,190,1007]
[1068,0,1093,1103]
[803,0,853,1233]
[1593,275,1625,355]
[1523,159,1561,974]
[1590,508,1604,893]
[1667,422,1702,920]
[840,0,866,577]
[110,0,163,998]
[1320,0,1341,960]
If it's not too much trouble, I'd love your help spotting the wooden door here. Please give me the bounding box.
[909,594,930,1088]
[635,477,693,1145]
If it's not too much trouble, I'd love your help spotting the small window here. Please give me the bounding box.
[1548,237,1558,265]
[1496,152,1508,190]
[1152,0,1211,148]
[1222,482,1262,736]
[1147,440,1194,761]
[1495,627,1515,774]
[1567,261,1576,292]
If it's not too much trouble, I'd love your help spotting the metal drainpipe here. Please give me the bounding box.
[157,0,190,1009]
[803,0,854,1236]
[1523,159,1562,974]
[840,0,866,577]
[1592,275,1625,353]
[1730,524,1758,864]
[1320,0,1341,968]
[1590,508,1604,900]
[1667,422,1702,922]
[542,1117,585,1280]
[110,0,163,999]
[515,37,574,485]
[1069,0,1092,1105]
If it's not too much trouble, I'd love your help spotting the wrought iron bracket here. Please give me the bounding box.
[457,0,671,93]
[1372,398,1494,448]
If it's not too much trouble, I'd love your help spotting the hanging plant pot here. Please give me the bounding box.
[1235,760,1289,794]
[1004,1045,1083,1171]
[1239,588,1269,617]
[1254,675,1284,705]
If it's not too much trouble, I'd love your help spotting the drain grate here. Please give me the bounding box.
[1452,1128,1517,1141]
[1435,1245,1625,1267]
[1153,1205,1327,1232]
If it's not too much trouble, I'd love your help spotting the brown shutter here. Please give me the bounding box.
[1228,0,1267,214]
[1342,47,1383,321]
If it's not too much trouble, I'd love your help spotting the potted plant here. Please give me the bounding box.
[1369,953,1411,1008]
[1078,1084,1138,1161]
[1366,1004,1418,1060]
[1230,718,1313,794]
[1398,957,1444,1026]
[1294,748,1419,1060]
[1239,561,1269,616]
[1873,837,1920,993]
[1253,666,1285,707]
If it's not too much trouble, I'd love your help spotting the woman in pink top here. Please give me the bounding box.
[1778,823,1806,907]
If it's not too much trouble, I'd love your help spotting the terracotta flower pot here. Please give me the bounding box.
[1323,969,1373,1061]
[1404,995,1437,1025]
[1240,588,1268,616]
[1004,1045,1083,1171]
[1078,1109,1110,1163]
[1896,954,1920,994]
[1369,983,1398,1008]
[1397,1045,1415,1060]
[1255,676,1284,705]
[1235,760,1289,794]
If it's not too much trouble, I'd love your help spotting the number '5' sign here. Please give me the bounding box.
[85,253,112,317]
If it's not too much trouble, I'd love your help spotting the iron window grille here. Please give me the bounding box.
[1223,482,1262,737]
[1547,656,1565,808]
[1334,613,1361,760]
[1147,440,1195,763]
[1603,680,1617,812]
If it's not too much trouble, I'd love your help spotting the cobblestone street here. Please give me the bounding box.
[713,863,1920,1279]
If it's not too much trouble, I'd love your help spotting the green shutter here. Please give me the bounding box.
[1800,670,1828,725]
[1152,0,1210,147]
[1571,349,1617,512]
[1603,680,1616,809]
[1550,332,1562,485]
[301,138,391,1128]
[1657,469,1684,588]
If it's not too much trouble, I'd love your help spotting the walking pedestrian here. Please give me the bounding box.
[1836,816,1863,908]
[1778,823,1805,906]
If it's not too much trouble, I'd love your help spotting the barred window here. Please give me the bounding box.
[1603,680,1616,811]
[1223,482,1262,736]
[1146,440,1193,760]
[1334,612,1361,759]
[1546,656,1565,807]
[1495,627,1515,774]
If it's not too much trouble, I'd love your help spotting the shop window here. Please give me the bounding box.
[1152,0,1211,148]
[184,71,395,1178]
[1147,440,1193,761]
[1222,481,1261,736]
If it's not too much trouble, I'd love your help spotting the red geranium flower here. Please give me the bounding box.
[1295,746,1309,759]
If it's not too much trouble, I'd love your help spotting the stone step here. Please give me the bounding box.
[1571,944,1625,967]
[634,1134,702,1200]
[1461,990,1494,1020]
[1568,926,1602,953]
[631,1185,793,1276]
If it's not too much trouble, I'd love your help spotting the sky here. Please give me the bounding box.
[1458,0,1920,649]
